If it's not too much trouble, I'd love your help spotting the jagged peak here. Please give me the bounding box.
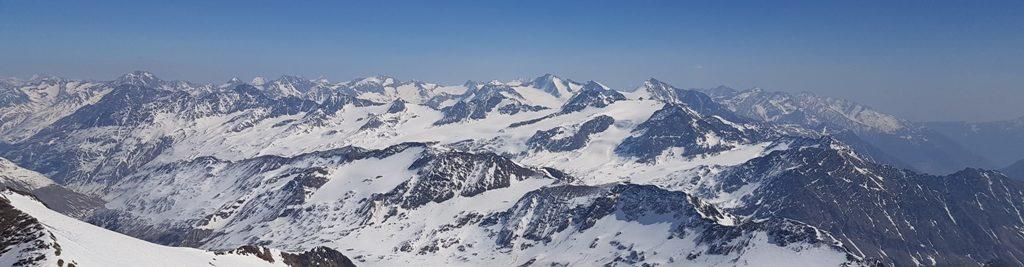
[113,70,162,87]
[537,73,558,79]
[712,85,734,91]
[250,76,267,86]
[644,77,671,86]
[123,70,155,77]
[350,75,398,87]
[705,85,737,95]
[314,75,329,84]
[401,79,439,89]
[530,73,561,84]
[580,80,610,91]
[277,74,305,80]
[639,78,678,93]
[528,73,582,97]
[474,81,516,94]
[386,99,407,113]
[275,75,321,87]
[28,73,64,82]
[462,80,481,89]
[631,78,682,103]
[219,77,246,88]
[118,70,157,80]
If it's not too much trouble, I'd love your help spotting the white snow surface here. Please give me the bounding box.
[0,191,300,267]
[0,157,54,190]
[0,73,867,266]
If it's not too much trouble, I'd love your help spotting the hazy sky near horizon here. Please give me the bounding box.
[1,1,1022,122]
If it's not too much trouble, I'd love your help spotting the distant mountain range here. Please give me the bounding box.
[2,71,1023,266]
[1004,159,1024,181]
[923,116,1024,167]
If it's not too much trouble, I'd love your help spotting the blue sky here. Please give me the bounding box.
[1,1,1022,121]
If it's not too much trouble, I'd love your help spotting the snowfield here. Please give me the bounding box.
[2,72,1021,266]
[1,190,351,267]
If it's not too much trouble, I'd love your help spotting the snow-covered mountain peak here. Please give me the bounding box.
[114,70,162,87]
[462,80,481,90]
[557,83,626,114]
[0,75,114,143]
[708,87,908,134]
[250,76,267,86]
[219,77,246,88]
[351,75,397,87]
[643,77,667,86]
[635,77,680,102]
[531,73,560,84]
[276,74,306,82]
[580,80,610,91]
[314,75,329,84]
[704,85,737,96]
[266,75,318,96]
[3,71,1023,266]
[27,74,64,83]
[526,73,580,98]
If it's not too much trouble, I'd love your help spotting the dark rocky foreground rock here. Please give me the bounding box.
[0,190,59,266]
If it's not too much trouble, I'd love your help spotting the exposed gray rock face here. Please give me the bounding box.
[510,81,625,128]
[695,137,1024,266]
[559,82,626,114]
[434,84,546,125]
[4,72,1024,266]
[481,183,868,266]
[385,100,407,113]
[360,149,554,214]
[615,104,763,162]
[638,79,751,123]
[525,74,580,98]
[2,82,376,187]
[527,115,614,152]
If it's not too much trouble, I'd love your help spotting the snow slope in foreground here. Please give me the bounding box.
[0,190,353,267]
